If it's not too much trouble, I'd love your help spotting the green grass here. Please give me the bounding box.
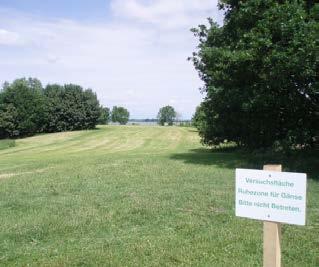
[0,139,15,150]
[0,126,318,266]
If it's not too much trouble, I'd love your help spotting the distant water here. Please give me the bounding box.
[109,121,158,126]
[109,121,190,126]
[128,121,158,126]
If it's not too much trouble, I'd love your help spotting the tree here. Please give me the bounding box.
[157,106,176,126]
[111,106,130,125]
[81,88,102,129]
[190,0,318,149]
[192,103,206,129]
[0,104,18,138]
[0,78,105,139]
[0,78,46,137]
[98,107,110,125]
[43,84,101,132]
[43,84,66,132]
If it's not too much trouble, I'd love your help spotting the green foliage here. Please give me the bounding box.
[111,106,130,125]
[0,78,46,138]
[157,105,176,126]
[190,0,319,149]
[98,107,110,125]
[192,104,206,129]
[0,78,106,138]
[0,104,18,138]
[43,84,101,132]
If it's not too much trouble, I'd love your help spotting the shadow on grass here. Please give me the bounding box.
[0,139,16,150]
[186,129,199,133]
[170,148,319,180]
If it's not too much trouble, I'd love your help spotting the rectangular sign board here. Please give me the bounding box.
[236,169,307,225]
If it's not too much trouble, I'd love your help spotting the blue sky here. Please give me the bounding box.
[0,0,223,119]
[0,0,112,20]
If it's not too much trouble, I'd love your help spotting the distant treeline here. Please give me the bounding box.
[129,119,158,123]
[0,78,129,139]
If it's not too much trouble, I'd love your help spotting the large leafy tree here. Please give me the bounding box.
[81,88,102,129]
[0,78,46,137]
[44,84,101,132]
[111,106,130,125]
[190,0,318,149]
[192,103,206,129]
[157,105,176,126]
[0,104,18,138]
[98,107,111,125]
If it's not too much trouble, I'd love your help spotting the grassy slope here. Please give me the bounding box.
[0,126,318,266]
[0,139,15,151]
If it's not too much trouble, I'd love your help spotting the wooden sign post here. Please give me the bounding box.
[263,165,282,267]
[235,166,307,267]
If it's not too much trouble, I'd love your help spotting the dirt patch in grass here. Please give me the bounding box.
[0,167,53,180]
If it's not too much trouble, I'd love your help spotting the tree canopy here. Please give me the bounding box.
[0,78,111,138]
[98,107,111,125]
[0,78,46,137]
[111,106,130,125]
[192,103,206,130]
[190,0,318,149]
[157,106,176,126]
[44,84,101,132]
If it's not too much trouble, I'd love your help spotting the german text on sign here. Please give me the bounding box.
[235,169,307,225]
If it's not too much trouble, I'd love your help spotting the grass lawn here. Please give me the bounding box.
[0,126,318,266]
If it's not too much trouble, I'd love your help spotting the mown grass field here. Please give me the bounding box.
[0,126,318,266]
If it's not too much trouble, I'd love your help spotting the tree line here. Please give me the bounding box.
[190,0,318,150]
[0,78,130,139]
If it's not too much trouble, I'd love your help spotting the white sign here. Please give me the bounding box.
[236,168,307,225]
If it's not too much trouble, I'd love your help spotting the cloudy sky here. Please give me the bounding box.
[0,0,223,119]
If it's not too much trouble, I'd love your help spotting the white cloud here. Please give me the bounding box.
[47,54,59,64]
[0,29,25,45]
[111,0,222,28]
[0,1,223,119]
